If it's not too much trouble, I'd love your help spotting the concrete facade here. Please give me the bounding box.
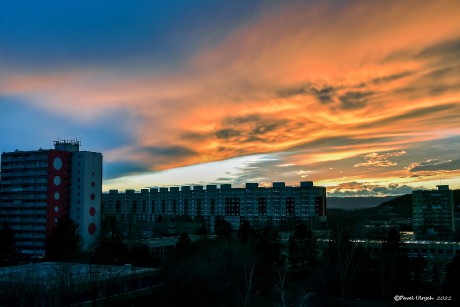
[0,140,102,255]
[102,181,327,233]
[413,185,455,237]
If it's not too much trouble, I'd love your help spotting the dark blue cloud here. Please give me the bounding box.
[0,0,261,69]
[104,161,150,180]
[0,96,136,153]
[408,159,460,173]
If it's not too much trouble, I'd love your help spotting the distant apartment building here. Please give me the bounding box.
[0,140,102,255]
[102,181,327,234]
[413,185,455,237]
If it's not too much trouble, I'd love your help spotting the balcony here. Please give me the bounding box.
[7,218,47,224]
[11,225,46,231]
[3,210,46,216]
[23,187,47,192]
[15,234,46,240]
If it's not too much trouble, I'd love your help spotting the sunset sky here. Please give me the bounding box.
[1,0,460,196]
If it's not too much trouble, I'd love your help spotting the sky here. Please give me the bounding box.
[1,0,460,196]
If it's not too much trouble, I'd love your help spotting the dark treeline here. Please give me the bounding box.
[2,216,460,306]
[143,220,460,306]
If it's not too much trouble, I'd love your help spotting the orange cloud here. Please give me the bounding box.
[2,0,460,190]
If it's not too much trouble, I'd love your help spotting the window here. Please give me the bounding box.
[210,199,216,215]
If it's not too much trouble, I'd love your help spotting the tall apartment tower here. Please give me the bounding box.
[413,185,455,237]
[0,140,102,255]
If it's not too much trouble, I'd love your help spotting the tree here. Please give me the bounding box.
[46,214,80,261]
[374,227,411,298]
[328,225,365,298]
[238,220,258,246]
[176,232,191,255]
[214,216,232,239]
[0,221,16,262]
[242,260,256,307]
[314,239,334,298]
[156,214,163,223]
[128,244,154,267]
[0,265,41,306]
[274,264,288,307]
[443,254,460,296]
[409,253,429,294]
[195,223,208,236]
[254,225,284,293]
[288,222,317,277]
[162,239,254,306]
[92,235,128,265]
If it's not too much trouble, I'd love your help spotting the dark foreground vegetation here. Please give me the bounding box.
[2,193,460,306]
[143,221,459,306]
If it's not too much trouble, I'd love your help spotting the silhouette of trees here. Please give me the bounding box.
[288,222,317,277]
[238,220,258,247]
[0,221,16,264]
[254,225,284,294]
[195,223,208,236]
[175,232,191,255]
[274,264,288,307]
[87,219,458,305]
[0,265,41,306]
[374,227,411,298]
[242,259,256,307]
[92,235,129,265]
[443,254,460,296]
[409,253,429,294]
[328,225,365,298]
[314,238,334,297]
[162,238,255,306]
[46,214,80,261]
[128,244,154,267]
[214,216,232,239]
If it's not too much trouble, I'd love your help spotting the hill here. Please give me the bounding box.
[327,196,397,210]
[327,194,412,227]
[376,189,460,214]
[379,194,412,216]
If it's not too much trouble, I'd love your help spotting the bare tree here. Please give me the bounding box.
[54,263,121,305]
[0,265,45,306]
[54,263,79,305]
[298,291,315,307]
[314,239,331,298]
[374,245,388,298]
[274,264,288,307]
[330,226,364,298]
[243,261,256,307]
[374,227,410,298]
[85,264,115,304]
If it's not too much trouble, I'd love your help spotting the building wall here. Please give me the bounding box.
[46,150,72,235]
[0,142,103,256]
[102,181,327,233]
[0,150,50,255]
[70,151,102,251]
[413,185,455,236]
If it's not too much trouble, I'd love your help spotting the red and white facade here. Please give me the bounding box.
[0,140,102,255]
[46,150,72,235]
[70,151,102,250]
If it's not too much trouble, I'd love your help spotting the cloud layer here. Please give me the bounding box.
[1,0,460,194]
